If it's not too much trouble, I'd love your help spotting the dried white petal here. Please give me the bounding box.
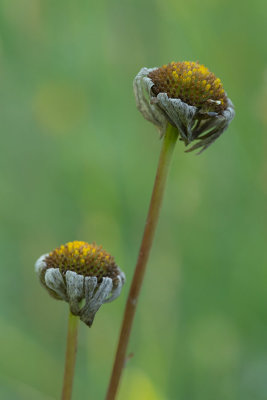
[84,276,98,301]
[34,254,49,277]
[44,268,67,300]
[156,94,198,142]
[92,277,113,304]
[104,272,125,303]
[78,276,97,326]
[133,67,167,135]
[186,99,235,153]
[65,270,84,315]
[80,277,113,327]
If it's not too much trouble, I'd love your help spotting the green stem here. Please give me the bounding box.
[61,311,79,400]
[105,124,179,400]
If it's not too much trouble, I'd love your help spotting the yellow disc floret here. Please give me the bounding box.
[45,241,119,281]
[148,61,227,113]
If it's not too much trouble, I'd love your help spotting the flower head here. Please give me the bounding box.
[134,61,235,153]
[35,241,125,327]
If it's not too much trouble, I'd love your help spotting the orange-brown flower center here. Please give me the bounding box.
[148,61,227,113]
[45,241,119,281]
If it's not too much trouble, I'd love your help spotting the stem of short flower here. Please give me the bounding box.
[105,124,179,400]
[61,311,79,400]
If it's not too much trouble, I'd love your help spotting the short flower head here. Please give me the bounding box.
[134,61,235,153]
[35,241,125,327]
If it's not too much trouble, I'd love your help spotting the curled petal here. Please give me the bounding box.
[104,272,126,303]
[156,94,197,142]
[34,254,48,278]
[133,67,167,135]
[80,277,113,327]
[65,270,84,315]
[44,268,67,300]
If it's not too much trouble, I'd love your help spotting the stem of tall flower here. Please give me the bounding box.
[105,124,179,400]
[61,311,79,400]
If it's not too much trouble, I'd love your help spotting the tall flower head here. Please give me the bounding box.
[35,241,125,327]
[134,61,235,152]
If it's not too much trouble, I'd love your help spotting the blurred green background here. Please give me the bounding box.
[0,0,266,399]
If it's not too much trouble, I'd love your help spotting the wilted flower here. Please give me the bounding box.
[133,61,235,152]
[35,241,125,327]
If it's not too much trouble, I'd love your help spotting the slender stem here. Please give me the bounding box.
[61,311,79,400]
[105,124,179,400]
